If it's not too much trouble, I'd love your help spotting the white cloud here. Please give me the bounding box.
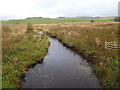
[0,0,119,20]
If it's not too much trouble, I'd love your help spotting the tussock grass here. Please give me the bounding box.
[2,24,49,88]
[47,22,119,88]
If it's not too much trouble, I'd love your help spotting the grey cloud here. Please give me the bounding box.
[0,0,119,20]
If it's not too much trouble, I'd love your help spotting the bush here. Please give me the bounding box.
[90,20,94,23]
[27,23,34,33]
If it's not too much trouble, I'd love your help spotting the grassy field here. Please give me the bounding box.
[2,18,113,24]
[2,24,49,88]
[42,22,119,88]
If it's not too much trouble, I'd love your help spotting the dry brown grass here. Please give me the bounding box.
[2,24,26,49]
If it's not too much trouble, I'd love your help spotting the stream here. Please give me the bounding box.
[21,37,99,88]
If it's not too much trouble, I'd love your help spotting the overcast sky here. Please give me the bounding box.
[0,0,119,20]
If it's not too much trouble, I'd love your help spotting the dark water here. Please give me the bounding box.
[21,38,99,88]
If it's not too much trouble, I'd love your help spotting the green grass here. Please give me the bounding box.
[2,25,49,88]
[2,18,113,24]
[46,22,119,88]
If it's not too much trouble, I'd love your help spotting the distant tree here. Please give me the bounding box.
[91,20,94,23]
[27,23,34,33]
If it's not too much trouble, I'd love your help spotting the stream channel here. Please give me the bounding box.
[21,37,99,88]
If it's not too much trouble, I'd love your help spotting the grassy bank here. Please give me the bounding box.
[2,18,113,24]
[46,22,119,88]
[2,24,49,88]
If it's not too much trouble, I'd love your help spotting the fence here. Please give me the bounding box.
[105,41,120,50]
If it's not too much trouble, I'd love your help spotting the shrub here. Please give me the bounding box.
[90,20,94,23]
[27,23,34,33]
[16,22,19,24]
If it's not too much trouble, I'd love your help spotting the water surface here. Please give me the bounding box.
[21,38,99,88]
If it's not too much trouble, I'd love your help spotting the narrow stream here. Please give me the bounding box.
[21,37,99,88]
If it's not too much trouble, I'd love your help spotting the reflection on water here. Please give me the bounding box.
[21,38,99,88]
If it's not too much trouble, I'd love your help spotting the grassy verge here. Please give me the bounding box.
[46,22,119,88]
[2,25,49,88]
